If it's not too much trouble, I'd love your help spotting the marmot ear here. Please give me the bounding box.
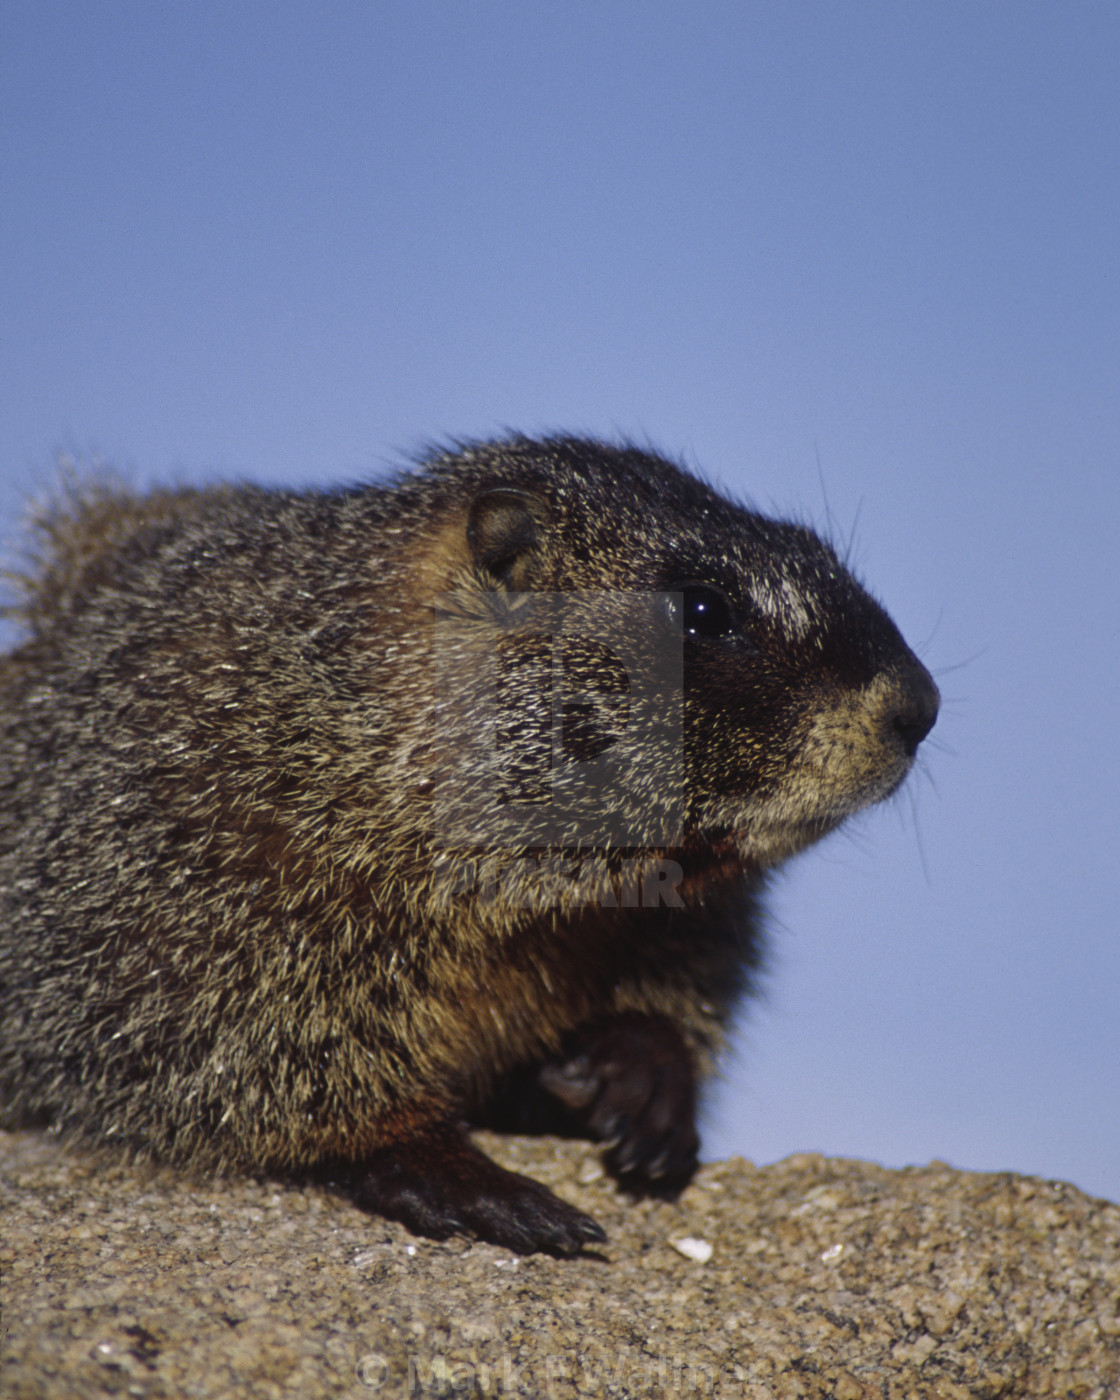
[466,488,547,589]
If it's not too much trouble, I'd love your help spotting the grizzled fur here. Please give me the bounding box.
[0,437,938,1253]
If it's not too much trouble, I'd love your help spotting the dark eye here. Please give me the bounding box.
[668,584,736,639]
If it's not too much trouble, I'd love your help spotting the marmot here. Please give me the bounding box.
[0,436,938,1254]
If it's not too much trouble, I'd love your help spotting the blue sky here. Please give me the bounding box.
[3,3,1118,1201]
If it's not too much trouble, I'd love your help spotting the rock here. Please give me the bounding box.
[2,1129,1117,1398]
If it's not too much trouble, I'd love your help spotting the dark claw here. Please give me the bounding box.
[540,1014,700,1190]
[346,1122,606,1255]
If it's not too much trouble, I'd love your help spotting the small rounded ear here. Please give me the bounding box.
[466,488,547,589]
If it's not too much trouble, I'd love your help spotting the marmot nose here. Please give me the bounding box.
[890,662,940,757]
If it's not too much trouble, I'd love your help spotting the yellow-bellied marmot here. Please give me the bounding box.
[0,436,938,1253]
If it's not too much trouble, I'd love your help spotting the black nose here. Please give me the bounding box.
[891,662,940,757]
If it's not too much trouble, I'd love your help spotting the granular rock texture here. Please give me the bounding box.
[2,1128,1117,1399]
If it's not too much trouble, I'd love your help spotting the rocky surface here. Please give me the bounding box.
[2,1128,1117,1398]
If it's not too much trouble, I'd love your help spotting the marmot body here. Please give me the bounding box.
[0,437,938,1253]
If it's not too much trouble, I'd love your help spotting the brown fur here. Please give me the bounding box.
[0,436,938,1252]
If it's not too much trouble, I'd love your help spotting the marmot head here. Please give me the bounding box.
[409,437,938,871]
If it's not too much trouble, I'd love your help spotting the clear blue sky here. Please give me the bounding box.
[3,3,1118,1201]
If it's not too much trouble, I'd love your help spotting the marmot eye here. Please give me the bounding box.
[669,584,736,639]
